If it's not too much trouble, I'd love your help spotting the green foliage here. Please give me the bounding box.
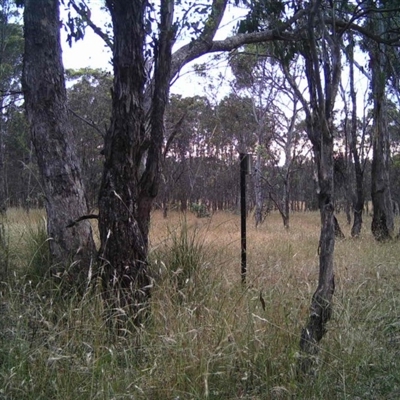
[190,202,210,218]
[237,0,286,34]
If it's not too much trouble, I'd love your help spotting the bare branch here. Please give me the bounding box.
[170,8,307,82]
[68,107,106,137]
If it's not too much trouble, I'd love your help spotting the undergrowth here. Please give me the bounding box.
[0,209,400,399]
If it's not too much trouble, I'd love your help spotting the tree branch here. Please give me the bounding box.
[170,8,307,82]
[66,214,99,228]
[68,107,106,137]
[69,0,113,50]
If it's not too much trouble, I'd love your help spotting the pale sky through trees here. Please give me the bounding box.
[60,0,246,99]
[59,0,372,146]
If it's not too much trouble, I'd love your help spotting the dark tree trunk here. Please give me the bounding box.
[0,103,6,214]
[348,34,364,237]
[98,0,174,320]
[370,40,393,240]
[22,0,95,281]
[334,215,345,239]
[254,151,263,228]
[300,125,336,373]
[282,175,290,230]
[98,0,149,318]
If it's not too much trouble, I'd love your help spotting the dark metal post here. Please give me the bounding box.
[240,153,247,284]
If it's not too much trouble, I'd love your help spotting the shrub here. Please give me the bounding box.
[190,202,210,218]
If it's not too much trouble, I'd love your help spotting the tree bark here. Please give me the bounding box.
[98,0,149,319]
[370,39,393,240]
[347,33,364,237]
[0,99,6,214]
[299,122,336,373]
[254,149,263,227]
[22,0,95,282]
[98,0,174,321]
[282,174,290,230]
[290,0,340,374]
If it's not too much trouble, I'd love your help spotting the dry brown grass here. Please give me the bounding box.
[1,208,400,399]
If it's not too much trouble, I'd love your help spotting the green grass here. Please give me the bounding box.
[1,209,400,398]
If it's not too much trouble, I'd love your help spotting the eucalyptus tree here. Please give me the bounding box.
[231,47,307,228]
[271,91,303,229]
[96,0,309,317]
[364,1,395,240]
[216,93,258,214]
[21,0,96,281]
[282,5,343,369]
[3,107,34,208]
[239,0,343,369]
[341,34,372,237]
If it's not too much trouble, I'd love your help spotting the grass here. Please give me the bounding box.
[1,208,400,398]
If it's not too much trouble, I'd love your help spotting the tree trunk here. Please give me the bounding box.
[294,1,340,374]
[334,215,345,239]
[98,0,174,321]
[281,164,291,230]
[299,125,336,373]
[254,150,263,227]
[22,0,95,282]
[98,0,149,320]
[348,34,364,237]
[370,40,393,241]
[0,102,6,214]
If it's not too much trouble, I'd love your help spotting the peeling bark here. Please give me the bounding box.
[98,0,174,322]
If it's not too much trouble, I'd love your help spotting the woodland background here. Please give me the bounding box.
[1,0,400,398]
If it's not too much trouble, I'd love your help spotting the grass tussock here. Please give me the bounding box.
[1,208,400,399]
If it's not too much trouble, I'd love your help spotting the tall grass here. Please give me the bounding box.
[1,208,400,398]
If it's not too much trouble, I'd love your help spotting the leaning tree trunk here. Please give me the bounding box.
[294,0,340,375]
[22,0,95,281]
[370,40,393,241]
[299,125,336,373]
[99,0,173,322]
